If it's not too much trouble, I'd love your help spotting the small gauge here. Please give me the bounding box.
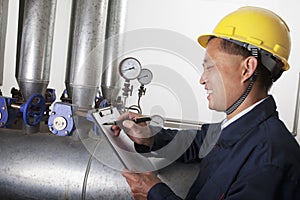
[137,68,153,85]
[150,115,164,127]
[119,57,142,80]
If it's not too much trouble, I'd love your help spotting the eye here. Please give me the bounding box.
[202,63,214,71]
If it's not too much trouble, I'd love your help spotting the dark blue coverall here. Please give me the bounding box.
[137,96,300,200]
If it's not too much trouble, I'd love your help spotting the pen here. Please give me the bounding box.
[102,117,152,125]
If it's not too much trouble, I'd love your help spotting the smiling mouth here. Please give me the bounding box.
[207,90,213,95]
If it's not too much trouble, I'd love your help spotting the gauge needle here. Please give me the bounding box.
[138,75,148,79]
[123,67,135,71]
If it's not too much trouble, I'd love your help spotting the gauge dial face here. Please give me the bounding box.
[137,68,153,85]
[119,57,142,80]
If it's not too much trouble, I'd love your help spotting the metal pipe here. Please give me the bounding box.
[65,0,109,110]
[0,128,199,199]
[164,117,203,130]
[101,0,127,104]
[292,72,300,137]
[0,128,131,199]
[16,0,57,100]
[0,0,8,87]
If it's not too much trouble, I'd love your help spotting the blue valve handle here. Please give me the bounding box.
[0,97,9,126]
[94,90,108,108]
[46,88,56,103]
[20,94,46,126]
[0,97,18,127]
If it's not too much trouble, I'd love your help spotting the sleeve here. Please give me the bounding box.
[225,165,300,200]
[135,124,210,163]
[147,183,182,200]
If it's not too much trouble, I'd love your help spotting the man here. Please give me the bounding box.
[112,6,300,199]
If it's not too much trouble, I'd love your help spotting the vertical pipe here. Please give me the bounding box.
[101,0,128,104]
[16,0,57,133]
[65,0,108,110]
[292,73,300,137]
[0,0,9,87]
[16,0,57,100]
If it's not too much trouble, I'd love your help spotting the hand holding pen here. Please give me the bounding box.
[110,112,154,148]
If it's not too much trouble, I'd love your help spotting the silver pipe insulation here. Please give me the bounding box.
[16,0,57,100]
[0,0,8,87]
[0,128,131,199]
[0,128,198,199]
[65,0,109,110]
[15,0,57,133]
[101,0,127,104]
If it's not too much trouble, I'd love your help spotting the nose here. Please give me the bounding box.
[200,72,207,85]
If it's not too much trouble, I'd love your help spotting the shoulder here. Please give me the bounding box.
[241,115,300,183]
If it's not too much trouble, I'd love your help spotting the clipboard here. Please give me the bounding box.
[89,106,156,172]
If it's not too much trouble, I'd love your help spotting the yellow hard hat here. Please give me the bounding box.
[198,6,291,71]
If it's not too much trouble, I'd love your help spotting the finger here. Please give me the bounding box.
[128,112,143,120]
[123,120,136,129]
[122,170,137,181]
[132,192,147,200]
[111,125,121,136]
[123,120,152,139]
[116,112,130,121]
[122,120,144,139]
[111,125,120,131]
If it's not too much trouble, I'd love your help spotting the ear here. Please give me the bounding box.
[241,56,258,83]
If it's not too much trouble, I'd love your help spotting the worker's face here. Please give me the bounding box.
[200,38,245,112]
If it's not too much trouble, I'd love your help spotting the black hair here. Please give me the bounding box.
[208,37,274,91]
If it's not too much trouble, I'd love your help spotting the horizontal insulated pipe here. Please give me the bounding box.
[0,128,198,199]
[0,129,131,199]
[16,0,57,100]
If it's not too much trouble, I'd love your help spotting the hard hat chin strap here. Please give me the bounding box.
[225,71,257,115]
[225,47,258,115]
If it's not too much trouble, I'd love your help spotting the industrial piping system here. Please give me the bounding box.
[0,0,200,199]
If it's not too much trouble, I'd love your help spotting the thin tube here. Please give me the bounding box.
[292,73,300,136]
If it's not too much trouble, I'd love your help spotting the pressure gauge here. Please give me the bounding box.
[137,68,153,85]
[119,57,142,80]
[150,115,164,127]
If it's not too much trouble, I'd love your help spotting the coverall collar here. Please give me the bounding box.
[217,95,277,148]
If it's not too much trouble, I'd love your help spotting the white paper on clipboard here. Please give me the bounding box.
[90,107,156,172]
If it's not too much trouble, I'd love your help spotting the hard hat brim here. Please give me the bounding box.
[197,34,213,48]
